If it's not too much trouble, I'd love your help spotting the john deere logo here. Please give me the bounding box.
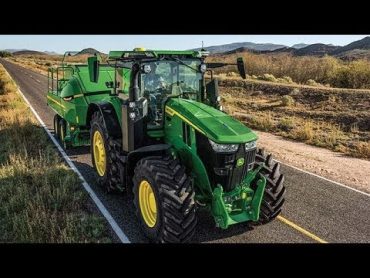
[237,158,245,167]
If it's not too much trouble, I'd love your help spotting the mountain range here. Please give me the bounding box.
[194,36,370,60]
[2,36,370,60]
[1,48,103,56]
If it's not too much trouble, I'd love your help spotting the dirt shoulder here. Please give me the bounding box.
[256,130,370,193]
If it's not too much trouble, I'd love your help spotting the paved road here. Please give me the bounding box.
[2,58,369,243]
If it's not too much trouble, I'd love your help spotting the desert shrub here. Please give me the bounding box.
[281,95,295,107]
[258,73,277,82]
[352,141,370,159]
[0,51,12,57]
[306,79,318,86]
[250,113,274,131]
[226,71,238,77]
[291,88,300,95]
[293,121,314,141]
[280,76,294,84]
[278,117,295,132]
[329,60,370,89]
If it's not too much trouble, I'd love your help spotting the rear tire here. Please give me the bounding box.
[90,111,123,193]
[253,148,286,224]
[133,156,197,243]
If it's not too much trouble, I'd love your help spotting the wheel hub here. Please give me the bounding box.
[139,180,157,227]
[93,130,106,176]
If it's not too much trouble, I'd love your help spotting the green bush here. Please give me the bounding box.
[0,51,12,58]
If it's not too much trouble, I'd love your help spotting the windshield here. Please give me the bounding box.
[141,59,201,96]
[140,59,202,129]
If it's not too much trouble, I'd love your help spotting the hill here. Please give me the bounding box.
[291,43,310,49]
[13,50,47,55]
[2,49,27,53]
[76,48,102,55]
[293,43,340,56]
[193,42,286,54]
[332,36,370,55]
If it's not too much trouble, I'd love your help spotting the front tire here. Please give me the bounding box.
[133,156,197,243]
[253,148,286,224]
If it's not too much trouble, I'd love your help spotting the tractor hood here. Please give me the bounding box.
[166,98,257,144]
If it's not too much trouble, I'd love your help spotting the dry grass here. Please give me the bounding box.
[293,121,314,141]
[207,52,370,89]
[221,83,370,159]
[6,54,107,76]
[352,141,370,159]
[0,65,111,242]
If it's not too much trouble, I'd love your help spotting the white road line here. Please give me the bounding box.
[276,159,370,198]
[3,67,130,243]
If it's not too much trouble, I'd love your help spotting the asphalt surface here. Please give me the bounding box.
[2,58,369,243]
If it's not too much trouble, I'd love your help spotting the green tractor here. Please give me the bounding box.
[47,48,286,243]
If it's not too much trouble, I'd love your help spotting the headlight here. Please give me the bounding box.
[209,139,238,152]
[245,140,257,150]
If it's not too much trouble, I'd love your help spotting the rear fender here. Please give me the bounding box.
[87,102,121,138]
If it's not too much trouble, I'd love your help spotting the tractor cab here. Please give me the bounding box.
[88,48,246,151]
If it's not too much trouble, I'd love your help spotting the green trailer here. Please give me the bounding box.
[47,48,286,242]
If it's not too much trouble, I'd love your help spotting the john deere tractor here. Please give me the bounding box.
[47,48,286,243]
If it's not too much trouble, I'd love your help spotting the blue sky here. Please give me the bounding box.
[0,35,368,53]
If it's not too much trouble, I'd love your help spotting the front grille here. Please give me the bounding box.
[246,148,256,169]
[196,132,256,192]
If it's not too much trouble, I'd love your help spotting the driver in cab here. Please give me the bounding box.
[143,63,167,125]
[144,63,167,91]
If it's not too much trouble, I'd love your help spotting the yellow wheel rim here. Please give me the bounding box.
[93,130,106,177]
[138,180,157,228]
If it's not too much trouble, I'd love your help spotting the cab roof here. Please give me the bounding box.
[108,49,209,60]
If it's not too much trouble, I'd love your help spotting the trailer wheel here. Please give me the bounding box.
[90,111,123,193]
[252,148,286,224]
[59,119,70,150]
[133,156,197,243]
[53,115,60,140]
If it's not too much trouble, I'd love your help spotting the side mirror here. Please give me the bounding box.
[206,78,220,109]
[88,56,99,83]
[237,57,246,79]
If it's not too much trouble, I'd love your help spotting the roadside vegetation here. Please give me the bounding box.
[6,54,106,75]
[9,52,370,89]
[0,51,12,58]
[221,83,370,159]
[0,64,111,242]
[207,52,370,89]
